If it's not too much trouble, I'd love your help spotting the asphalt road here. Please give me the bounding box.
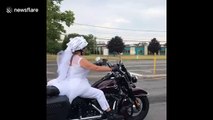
[144,102,166,120]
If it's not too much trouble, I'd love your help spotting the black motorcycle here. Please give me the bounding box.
[47,58,149,120]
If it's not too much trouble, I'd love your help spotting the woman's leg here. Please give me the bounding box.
[80,87,110,111]
[80,87,124,120]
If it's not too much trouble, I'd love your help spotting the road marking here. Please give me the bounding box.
[126,65,166,67]
[142,74,166,77]
[129,72,143,77]
[129,69,166,72]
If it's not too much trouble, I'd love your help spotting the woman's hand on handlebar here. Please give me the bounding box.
[111,64,119,72]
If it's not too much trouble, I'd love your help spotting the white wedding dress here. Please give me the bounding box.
[47,55,109,111]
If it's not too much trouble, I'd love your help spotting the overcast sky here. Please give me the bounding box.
[60,0,166,44]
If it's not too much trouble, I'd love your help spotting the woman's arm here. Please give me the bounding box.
[80,58,112,72]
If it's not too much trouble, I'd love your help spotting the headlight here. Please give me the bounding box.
[131,75,138,83]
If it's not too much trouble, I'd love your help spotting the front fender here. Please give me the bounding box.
[132,88,148,97]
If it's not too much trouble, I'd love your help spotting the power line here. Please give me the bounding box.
[73,23,166,33]
[61,33,165,42]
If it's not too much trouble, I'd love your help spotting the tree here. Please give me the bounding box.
[83,34,97,55]
[107,36,125,55]
[47,40,62,54]
[62,33,97,55]
[47,0,75,53]
[148,38,161,55]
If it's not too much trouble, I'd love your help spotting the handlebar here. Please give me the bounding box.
[94,58,126,74]
[95,59,137,89]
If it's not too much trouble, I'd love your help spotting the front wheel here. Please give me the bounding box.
[126,96,149,120]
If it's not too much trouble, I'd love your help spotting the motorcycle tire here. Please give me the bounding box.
[127,96,149,120]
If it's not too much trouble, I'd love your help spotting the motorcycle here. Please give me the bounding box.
[47,58,149,120]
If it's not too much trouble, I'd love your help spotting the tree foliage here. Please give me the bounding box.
[47,40,62,54]
[107,36,125,54]
[148,38,161,55]
[47,0,75,53]
[62,33,97,55]
[83,34,97,54]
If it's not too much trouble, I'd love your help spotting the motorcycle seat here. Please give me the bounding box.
[47,86,60,97]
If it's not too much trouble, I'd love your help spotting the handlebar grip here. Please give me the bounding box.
[106,62,112,67]
[94,62,102,66]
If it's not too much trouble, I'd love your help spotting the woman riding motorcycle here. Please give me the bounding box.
[47,36,123,120]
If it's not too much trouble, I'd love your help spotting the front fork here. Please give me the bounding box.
[128,89,141,110]
[127,87,149,110]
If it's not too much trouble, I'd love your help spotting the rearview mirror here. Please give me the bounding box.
[102,58,108,65]
[95,56,101,62]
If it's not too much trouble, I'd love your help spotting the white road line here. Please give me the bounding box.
[126,65,166,67]
[129,69,166,71]
[142,74,166,77]
[129,72,143,77]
